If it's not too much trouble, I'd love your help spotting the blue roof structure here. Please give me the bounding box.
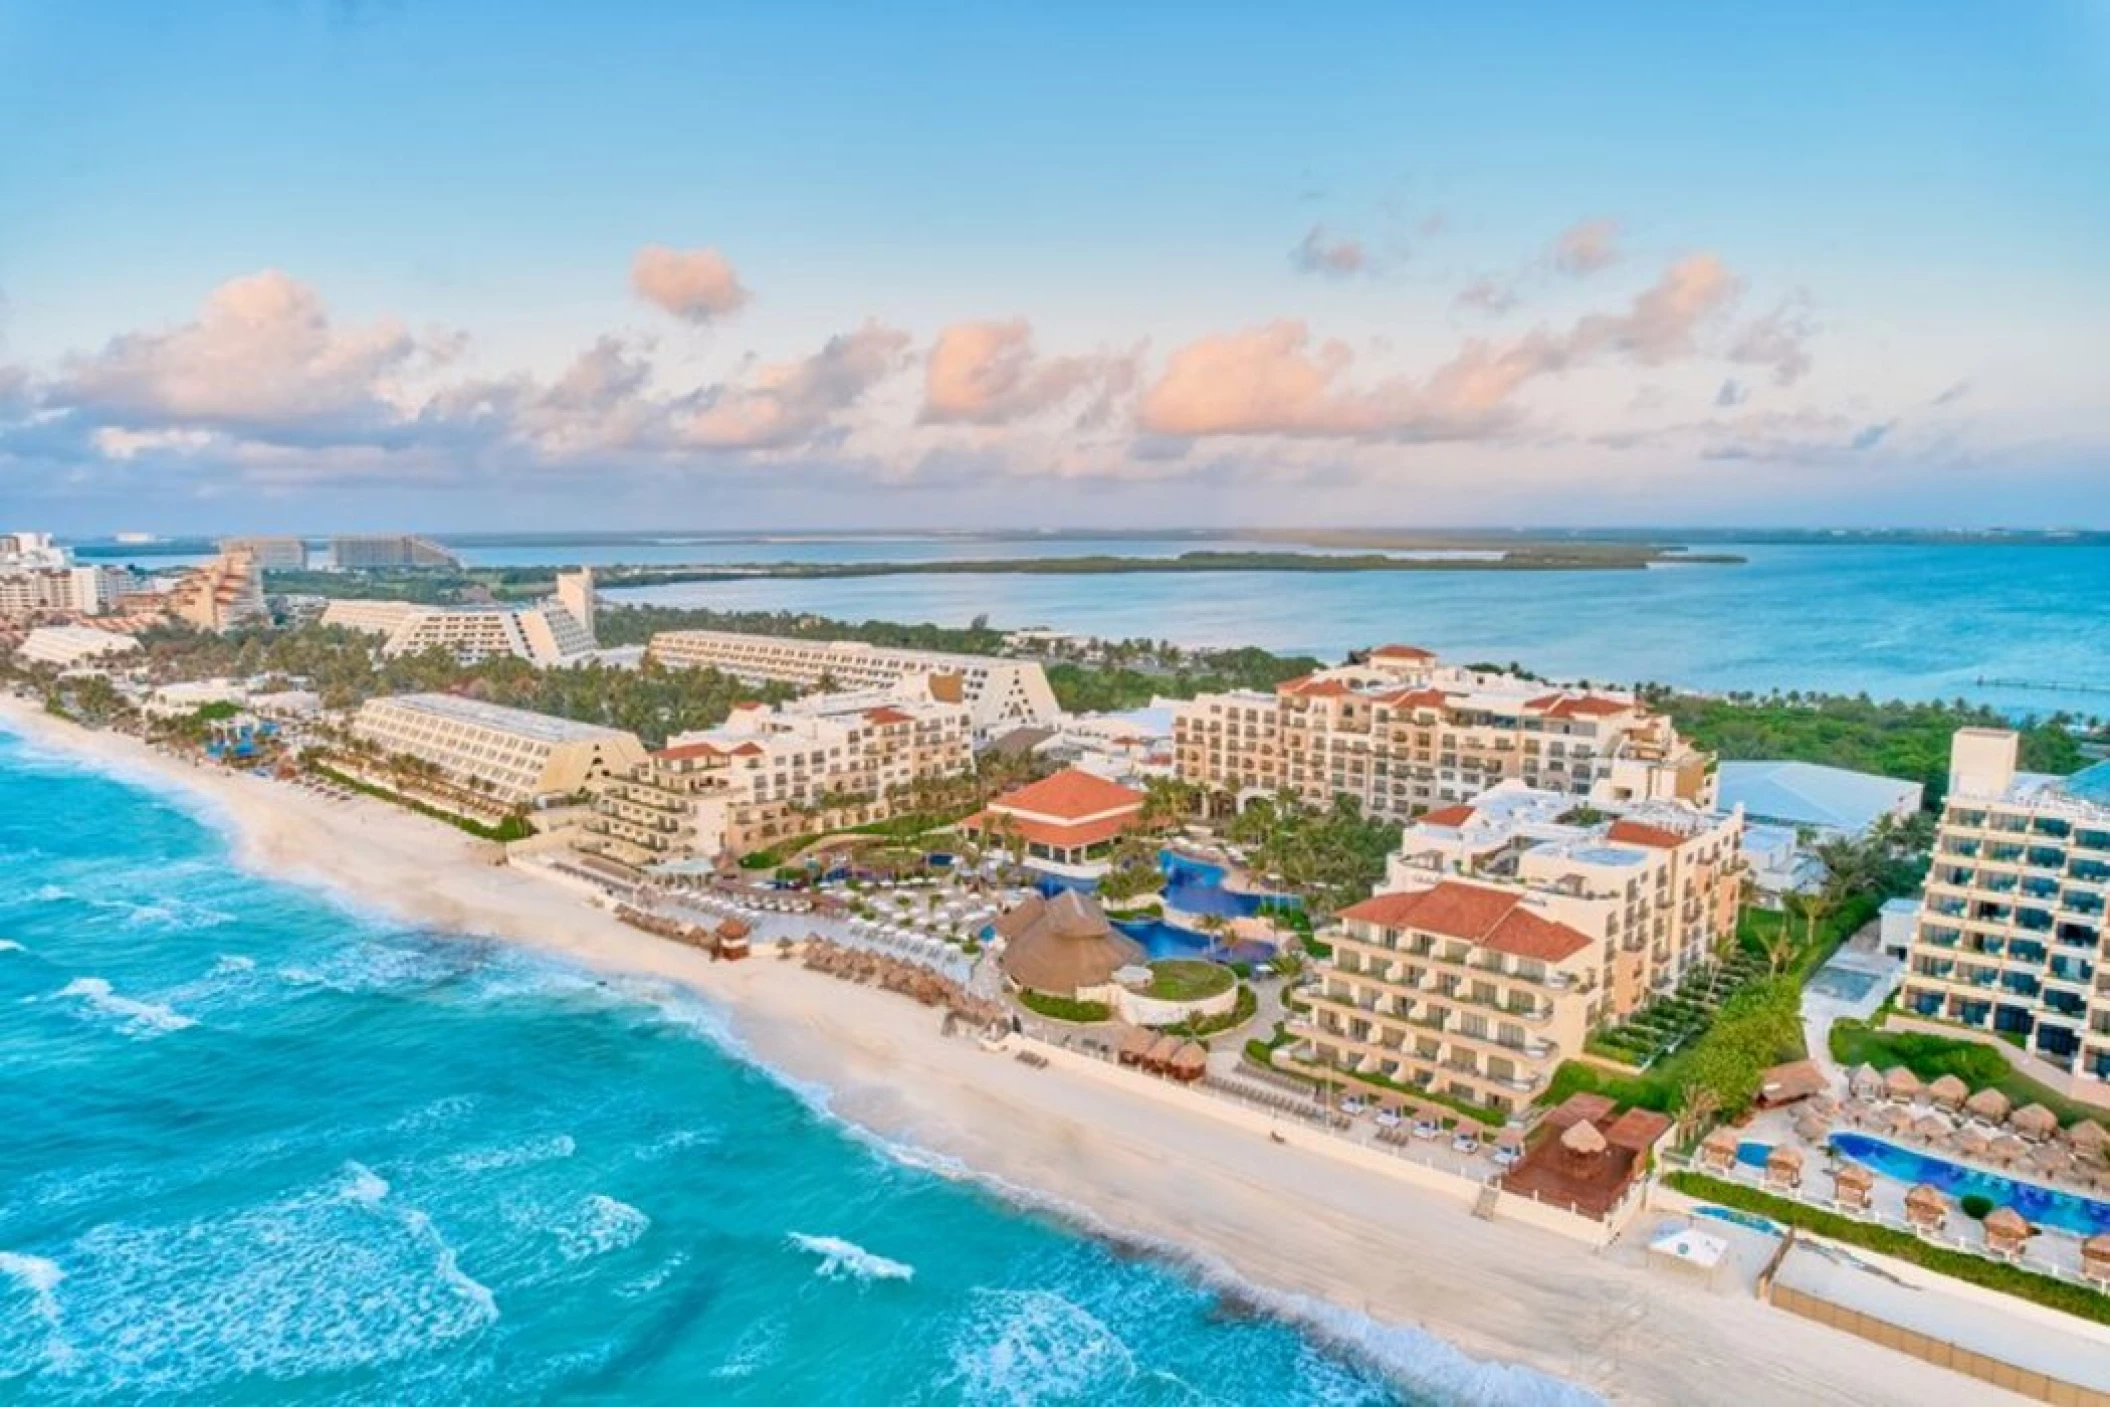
[2060,760,2110,806]
[1716,760,1924,836]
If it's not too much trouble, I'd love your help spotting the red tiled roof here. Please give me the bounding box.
[1481,908,1594,962]
[1544,694,1631,719]
[1278,675,1353,699]
[1369,644,1436,660]
[988,768,1144,822]
[1340,881,1593,961]
[1418,804,1477,828]
[962,809,1136,851]
[1376,687,1450,710]
[863,706,914,725]
[654,741,725,762]
[1605,818,1688,850]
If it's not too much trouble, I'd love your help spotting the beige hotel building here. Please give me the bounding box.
[351,693,648,806]
[1173,645,1713,823]
[1297,780,1744,1114]
[574,691,973,869]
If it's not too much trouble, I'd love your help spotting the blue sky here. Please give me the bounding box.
[2,0,2106,533]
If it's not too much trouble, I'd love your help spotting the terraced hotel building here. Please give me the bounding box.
[1900,729,2110,1087]
[1172,645,1713,823]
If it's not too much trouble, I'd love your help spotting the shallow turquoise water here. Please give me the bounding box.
[614,541,2110,713]
[0,731,1593,1405]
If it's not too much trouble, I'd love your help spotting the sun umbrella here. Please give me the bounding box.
[1926,1074,1969,1110]
[1882,1067,1922,1102]
[2009,1103,2060,1140]
[1965,1087,2013,1123]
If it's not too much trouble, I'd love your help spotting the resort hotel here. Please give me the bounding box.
[16,625,143,670]
[573,690,974,870]
[645,629,1061,741]
[328,534,462,569]
[1297,779,1744,1113]
[1173,645,1713,824]
[962,768,1149,877]
[321,570,600,666]
[1900,728,2110,1087]
[350,692,649,806]
[218,536,310,571]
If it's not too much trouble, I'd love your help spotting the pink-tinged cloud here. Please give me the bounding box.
[1290,225,1369,278]
[1455,277,1519,315]
[921,319,1131,425]
[631,244,751,324]
[1728,293,1815,385]
[1569,254,1741,364]
[1552,218,1623,276]
[677,320,909,448]
[54,270,424,432]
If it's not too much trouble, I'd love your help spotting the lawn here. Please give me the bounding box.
[1829,1018,2104,1130]
[1143,959,1235,1002]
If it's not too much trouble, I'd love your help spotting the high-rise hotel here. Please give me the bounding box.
[1900,729,2110,1086]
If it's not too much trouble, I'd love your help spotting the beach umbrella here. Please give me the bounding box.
[2009,1103,2060,1141]
[2084,1234,2110,1282]
[1965,1087,2012,1123]
[1838,1098,1873,1127]
[1911,1113,1951,1144]
[1794,1112,1831,1144]
[1765,1145,1804,1186]
[1989,1134,2030,1166]
[1983,1205,2033,1255]
[1848,1065,1885,1100]
[2067,1120,2110,1157]
[1954,1126,1993,1158]
[1876,1105,1915,1136]
[1700,1125,1741,1171]
[2028,1142,2073,1176]
[1808,1092,1839,1118]
[1904,1183,1947,1228]
[1927,1074,1969,1110]
[1882,1067,1922,1102]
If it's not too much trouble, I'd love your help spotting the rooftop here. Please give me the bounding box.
[1715,759,1924,834]
[988,767,1145,823]
[368,692,637,745]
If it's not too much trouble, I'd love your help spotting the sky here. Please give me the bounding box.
[2,0,2107,535]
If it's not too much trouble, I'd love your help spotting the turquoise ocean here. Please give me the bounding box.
[0,728,1591,1405]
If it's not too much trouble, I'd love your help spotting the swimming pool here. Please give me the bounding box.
[1734,1140,1772,1169]
[1806,963,1884,1002]
[1830,1132,2110,1237]
[1111,917,1276,965]
[1158,851,1300,920]
[1694,1205,1782,1237]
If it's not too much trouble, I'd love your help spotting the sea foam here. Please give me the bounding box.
[55,977,197,1036]
[787,1233,915,1283]
[554,1195,650,1263]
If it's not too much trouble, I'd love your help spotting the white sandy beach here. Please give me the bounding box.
[0,694,2044,1406]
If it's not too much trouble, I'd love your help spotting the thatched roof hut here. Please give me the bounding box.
[1143,1034,1181,1071]
[1699,1125,1740,1172]
[1117,1026,1155,1065]
[2083,1234,2110,1283]
[1170,1042,1207,1083]
[1848,1064,1884,1099]
[1989,1134,2030,1166]
[2067,1119,2110,1157]
[997,890,1146,998]
[1904,1183,1947,1229]
[1955,1125,1993,1158]
[2009,1103,2060,1141]
[1983,1205,2032,1256]
[1765,1144,1804,1187]
[1832,1162,1874,1209]
[1882,1066,1922,1101]
[1875,1104,1916,1136]
[1794,1111,1831,1144]
[1757,1060,1827,1109]
[1927,1074,1969,1110]
[1911,1112,1952,1144]
[1965,1086,2012,1123]
[1561,1119,1608,1156]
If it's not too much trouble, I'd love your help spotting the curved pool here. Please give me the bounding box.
[1830,1132,2110,1237]
[1111,917,1275,965]
[1159,851,1300,920]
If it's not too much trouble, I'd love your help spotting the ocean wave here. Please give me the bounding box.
[632,1127,717,1162]
[554,1194,650,1263]
[707,1315,785,1379]
[340,1162,392,1207]
[787,1232,914,1283]
[55,977,197,1037]
[447,1133,577,1174]
[29,884,71,904]
[945,1287,1135,1402]
[0,1251,74,1376]
[0,939,24,954]
[210,953,256,975]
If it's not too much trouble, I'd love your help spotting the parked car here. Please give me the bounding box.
[1450,1131,1482,1156]
[1373,1108,1403,1129]
[1339,1095,1369,1116]
[1491,1143,1521,1169]
[1411,1117,1444,1140]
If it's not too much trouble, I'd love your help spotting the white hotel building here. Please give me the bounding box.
[1900,729,2110,1086]
[322,571,598,667]
[351,693,648,806]
[645,630,1060,742]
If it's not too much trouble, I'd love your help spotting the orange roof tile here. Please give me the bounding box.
[1605,818,1688,849]
[1545,694,1631,719]
[988,768,1145,822]
[1418,805,1477,828]
[862,706,914,725]
[1604,1107,1673,1150]
[1340,881,1593,961]
[654,741,725,762]
[1369,644,1436,660]
[1481,908,1594,962]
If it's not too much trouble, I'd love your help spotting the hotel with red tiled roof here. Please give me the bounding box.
[963,767,1147,875]
[1297,772,1744,1115]
[573,690,972,869]
[1172,645,1713,824]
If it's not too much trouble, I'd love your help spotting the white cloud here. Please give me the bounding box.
[631,244,750,324]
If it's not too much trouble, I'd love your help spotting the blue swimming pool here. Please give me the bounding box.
[1694,1205,1782,1237]
[1111,917,1276,965]
[1830,1132,2110,1237]
[1734,1140,1772,1169]
[1158,851,1300,920]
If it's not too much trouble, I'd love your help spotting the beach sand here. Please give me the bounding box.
[0,696,2040,1406]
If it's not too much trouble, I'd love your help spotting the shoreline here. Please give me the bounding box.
[0,696,2033,1406]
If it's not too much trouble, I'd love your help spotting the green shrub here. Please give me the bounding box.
[1665,1172,2108,1327]
[1961,1193,1995,1220]
[1017,990,1112,1023]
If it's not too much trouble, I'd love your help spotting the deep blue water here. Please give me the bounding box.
[613,541,2110,713]
[0,728,1599,1404]
[1829,1134,2110,1237]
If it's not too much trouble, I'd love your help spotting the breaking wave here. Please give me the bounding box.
[55,977,197,1036]
[788,1233,915,1283]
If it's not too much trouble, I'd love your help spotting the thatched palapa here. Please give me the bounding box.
[996,890,1146,998]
